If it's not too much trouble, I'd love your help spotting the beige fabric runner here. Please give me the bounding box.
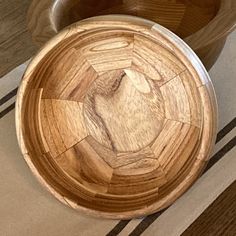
[0,31,235,236]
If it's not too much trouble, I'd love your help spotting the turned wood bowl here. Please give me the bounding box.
[27,0,236,70]
[16,16,217,219]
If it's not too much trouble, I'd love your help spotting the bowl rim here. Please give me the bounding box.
[27,0,236,49]
[17,15,218,219]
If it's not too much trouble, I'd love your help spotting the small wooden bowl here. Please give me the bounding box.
[27,0,236,70]
[16,15,217,219]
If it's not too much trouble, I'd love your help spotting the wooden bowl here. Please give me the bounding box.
[16,15,217,219]
[27,0,236,70]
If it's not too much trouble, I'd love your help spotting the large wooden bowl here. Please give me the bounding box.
[27,0,236,70]
[16,15,217,219]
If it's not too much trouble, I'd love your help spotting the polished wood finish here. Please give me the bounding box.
[27,0,236,70]
[16,16,217,219]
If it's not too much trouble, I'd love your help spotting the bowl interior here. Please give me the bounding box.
[19,24,212,216]
[53,0,220,38]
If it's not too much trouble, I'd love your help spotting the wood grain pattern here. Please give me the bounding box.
[182,180,236,236]
[83,68,165,152]
[41,99,88,156]
[27,0,236,70]
[16,16,217,219]
[160,76,191,124]
[0,0,36,78]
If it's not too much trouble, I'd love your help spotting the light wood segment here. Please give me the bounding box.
[21,88,47,156]
[115,147,156,169]
[198,84,218,161]
[74,30,134,74]
[83,68,165,152]
[40,99,88,157]
[75,139,113,186]
[180,70,202,127]
[114,158,160,176]
[160,76,191,124]
[108,166,166,195]
[151,120,200,180]
[40,99,66,157]
[85,136,117,168]
[27,0,236,70]
[132,34,186,86]
[16,16,217,219]
[40,49,98,102]
[85,136,158,169]
[55,140,113,193]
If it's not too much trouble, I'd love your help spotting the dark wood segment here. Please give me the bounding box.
[182,180,236,236]
[28,0,219,40]
[27,0,236,70]
[0,0,36,78]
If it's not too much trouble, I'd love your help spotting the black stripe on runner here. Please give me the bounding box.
[106,220,131,236]
[0,102,15,119]
[204,136,236,172]
[216,118,236,142]
[106,117,236,236]
[129,135,236,236]
[0,87,18,106]
[129,209,167,236]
